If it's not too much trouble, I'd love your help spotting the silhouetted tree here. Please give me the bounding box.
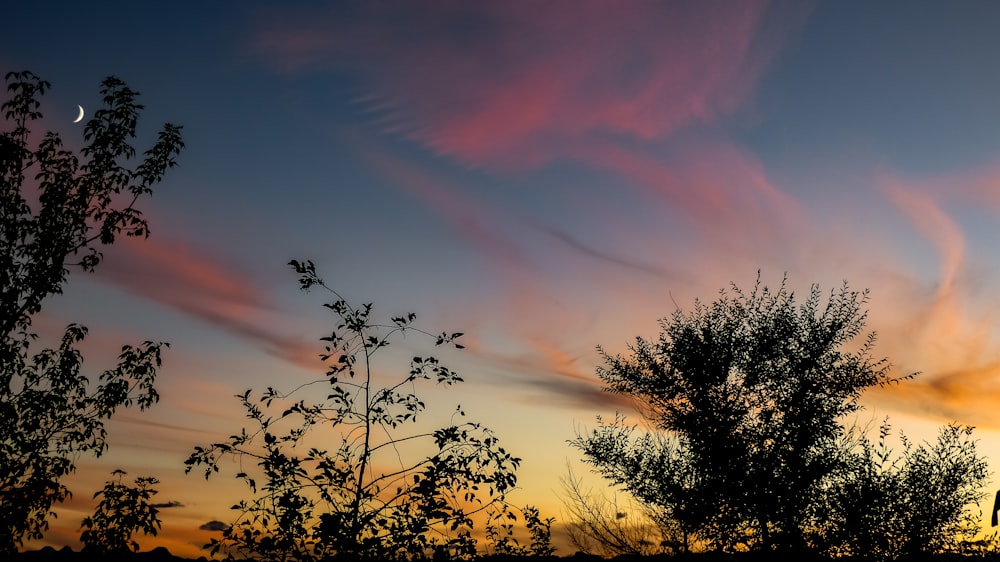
[80,470,162,555]
[572,276,904,552]
[186,260,550,562]
[0,71,183,553]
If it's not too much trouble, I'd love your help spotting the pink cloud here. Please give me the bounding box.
[106,236,264,314]
[572,138,804,261]
[356,145,634,407]
[884,179,965,298]
[97,236,319,370]
[366,147,530,271]
[914,159,1000,210]
[250,1,796,169]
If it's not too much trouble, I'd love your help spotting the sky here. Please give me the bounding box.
[5,0,1000,557]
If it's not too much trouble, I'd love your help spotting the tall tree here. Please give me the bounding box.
[0,71,183,552]
[573,276,902,552]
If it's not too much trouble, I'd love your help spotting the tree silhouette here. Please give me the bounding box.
[572,276,905,552]
[0,70,183,553]
[186,260,549,561]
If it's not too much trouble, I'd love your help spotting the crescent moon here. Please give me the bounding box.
[72,105,84,124]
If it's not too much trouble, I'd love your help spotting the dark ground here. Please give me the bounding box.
[12,548,1000,562]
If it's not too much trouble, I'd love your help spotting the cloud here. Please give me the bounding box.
[199,520,228,531]
[104,410,223,454]
[869,362,1000,428]
[857,171,1000,429]
[576,138,801,240]
[97,236,320,371]
[250,1,798,170]
[247,2,820,420]
[884,179,965,298]
[365,146,530,271]
[250,2,809,299]
[151,501,184,509]
[533,222,665,277]
[99,235,267,314]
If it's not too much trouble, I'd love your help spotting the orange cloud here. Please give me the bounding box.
[860,173,1000,428]
[867,358,1000,430]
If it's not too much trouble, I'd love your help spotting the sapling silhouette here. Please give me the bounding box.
[186,260,550,561]
[560,464,673,557]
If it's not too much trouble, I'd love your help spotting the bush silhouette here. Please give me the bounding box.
[80,470,162,555]
[820,421,989,559]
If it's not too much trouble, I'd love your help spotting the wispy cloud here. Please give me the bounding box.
[861,172,1000,428]
[97,236,319,370]
[884,179,965,298]
[356,144,644,409]
[151,501,184,509]
[576,138,802,242]
[250,1,798,170]
[533,223,665,277]
[365,146,530,271]
[458,334,635,412]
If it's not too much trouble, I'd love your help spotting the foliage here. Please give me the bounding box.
[186,260,549,561]
[483,504,555,558]
[572,276,904,552]
[0,70,182,553]
[819,420,990,560]
[80,469,162,554]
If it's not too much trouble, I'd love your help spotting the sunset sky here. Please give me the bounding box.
[5,1,1000,557]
